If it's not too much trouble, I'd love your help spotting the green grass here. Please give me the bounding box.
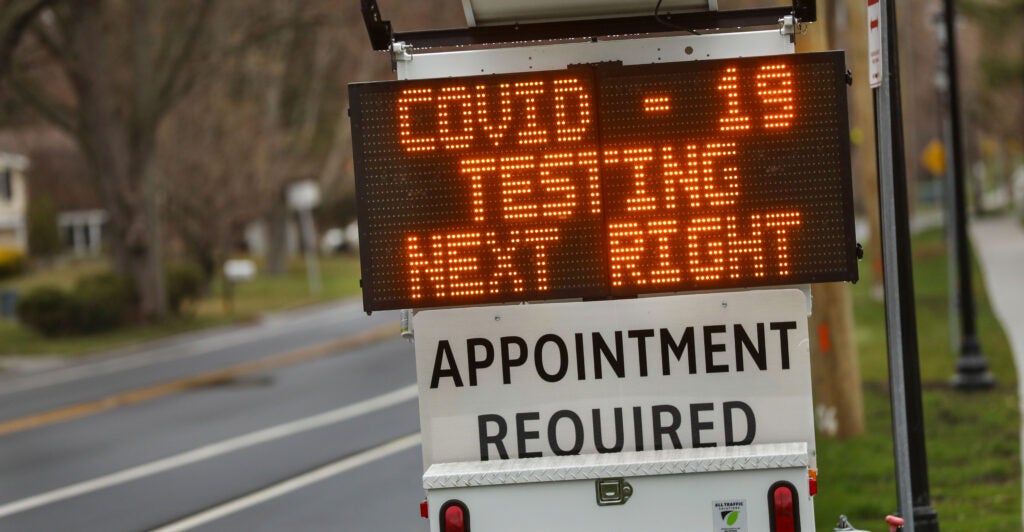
[814,229,1021,531]
[0,254,363,356]
[195,255,364,316]
[0,257,109,292]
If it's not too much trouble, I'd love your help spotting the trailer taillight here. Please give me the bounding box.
[768,481,800,532]
[439,500,469,532]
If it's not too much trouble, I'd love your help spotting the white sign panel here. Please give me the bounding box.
[868,0,882,88]
[287,179,320,211]
[413,289,814,469]
[223,259,256,282]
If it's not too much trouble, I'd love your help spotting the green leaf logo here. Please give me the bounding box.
[726,511,740,526]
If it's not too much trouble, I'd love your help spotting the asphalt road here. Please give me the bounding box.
[0,301,429,531]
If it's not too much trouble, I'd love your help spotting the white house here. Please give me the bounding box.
[0,151,29,252]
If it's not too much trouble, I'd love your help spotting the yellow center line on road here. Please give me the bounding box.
[0,322,398,438]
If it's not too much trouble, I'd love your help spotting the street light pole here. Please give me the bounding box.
[874,0,940,529]
[941,0,995,390]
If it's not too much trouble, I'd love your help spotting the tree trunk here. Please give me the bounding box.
[68,0,167,320]
[136,155,167,319]
[265,195,289,275]
[799,0,865,439]
[843,0,883,297]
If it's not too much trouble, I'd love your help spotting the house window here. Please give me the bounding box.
[0,169,11,201]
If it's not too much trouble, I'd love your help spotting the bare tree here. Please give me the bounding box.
[0,0,220,320]
[159,0,463,277]
[2,0,467,316]
[158,1,353,277]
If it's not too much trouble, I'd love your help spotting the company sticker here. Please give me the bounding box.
[713,499,747,532]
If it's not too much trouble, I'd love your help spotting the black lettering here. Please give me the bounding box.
[574,333,587,380]
[516,412,543,458]
[734,323,767,371]
[478,414,509,460]
[535,334,569,382]
[690,402,716,448]
[430,340,464,388]
[467,337,494,386]
[660,327,696,375]
[593,331,625,379]
[548,410,584,455]
[593,408,624,453]
[633,406,645,451]
[500,336,529,384]
[652,404,683,450]
[724,401,756,446]
[703,325,729,373]
[628,329,654,377]
[770,321,797,370]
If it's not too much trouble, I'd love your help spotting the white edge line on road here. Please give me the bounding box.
[151,432,422,532]
[0,384,418,519]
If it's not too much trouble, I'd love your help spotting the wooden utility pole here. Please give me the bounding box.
[809,282,866,438]
[846,0,883,298]
[799,0,866,439]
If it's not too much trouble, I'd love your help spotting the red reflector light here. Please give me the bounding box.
[420,500,429,519]
[440,500,469,532]
[445,506,464,531]
[768,481,800,532]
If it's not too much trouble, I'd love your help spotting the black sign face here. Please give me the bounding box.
[350,51,856,312]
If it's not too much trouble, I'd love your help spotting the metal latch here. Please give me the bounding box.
[595,478,633,506]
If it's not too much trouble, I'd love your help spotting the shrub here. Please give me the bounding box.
[166,260,206,314]
[17,273,136,337]
[0,247,26,280]
[17,286,78,337]
[72,273,136,333]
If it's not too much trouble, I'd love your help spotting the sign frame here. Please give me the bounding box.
[350,31,856,312]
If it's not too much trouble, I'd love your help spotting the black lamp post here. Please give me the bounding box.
[940,0,995,390]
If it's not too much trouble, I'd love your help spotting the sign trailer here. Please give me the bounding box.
[350,2,852,531]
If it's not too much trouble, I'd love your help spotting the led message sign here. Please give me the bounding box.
[350,51,856,312]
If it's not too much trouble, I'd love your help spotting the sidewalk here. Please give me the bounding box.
[970,214,1024,525]
[971,215,1024,372]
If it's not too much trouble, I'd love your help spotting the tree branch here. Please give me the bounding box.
[0,0,64,76]
[6,67,77,134]
[29,21,65,60]
[171,11,324,104]
[154,0,212,120]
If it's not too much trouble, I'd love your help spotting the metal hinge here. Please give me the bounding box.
[400,309,414,341]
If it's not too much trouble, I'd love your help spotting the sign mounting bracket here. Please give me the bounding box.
[390,41,413,64]
[361,0,393,52]
[360,0,817,53]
